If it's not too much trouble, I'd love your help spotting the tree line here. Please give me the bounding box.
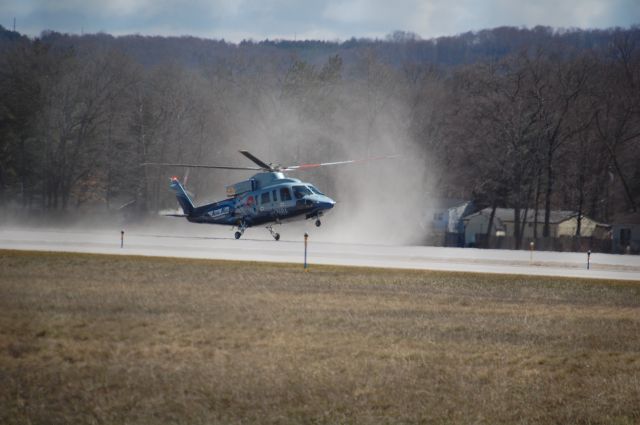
[0,25,638,247]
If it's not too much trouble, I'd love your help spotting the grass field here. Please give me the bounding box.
[1,250,639,424]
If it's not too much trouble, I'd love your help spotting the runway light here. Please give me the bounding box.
[304,232,309,271]
[529,241,534,265]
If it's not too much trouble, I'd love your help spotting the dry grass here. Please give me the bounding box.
[1,249,639,425]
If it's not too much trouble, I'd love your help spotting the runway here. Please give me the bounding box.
[1,226,639,281]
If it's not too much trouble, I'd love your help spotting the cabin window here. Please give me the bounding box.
[280,187,292,201]
[293,185,312,200]
[272,190,278,202]
[261,192,270,204]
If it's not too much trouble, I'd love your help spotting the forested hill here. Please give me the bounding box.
[0,24,639,247]
[0,26,28,50]
[3,25,636,69]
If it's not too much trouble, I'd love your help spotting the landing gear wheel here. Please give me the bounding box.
[235,220,248,240]
[266,224,281,241]
[315,219,321,227]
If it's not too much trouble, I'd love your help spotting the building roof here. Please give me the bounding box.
[463,208,583,224]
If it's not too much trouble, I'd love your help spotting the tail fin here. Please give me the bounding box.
[169,177,195,215]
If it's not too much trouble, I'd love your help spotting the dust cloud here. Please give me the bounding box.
[178,69,435,245]
[0,55,438,246]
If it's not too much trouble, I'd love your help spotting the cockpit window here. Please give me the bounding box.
[293,185,312,199]
[308,185,324,195]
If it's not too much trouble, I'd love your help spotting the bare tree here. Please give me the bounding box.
[526,52,594,236]
[591,33,640,213]
[451,54,541,249]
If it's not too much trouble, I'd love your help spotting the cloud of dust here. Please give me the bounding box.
[185,58,437,245]
[0,54,438,246]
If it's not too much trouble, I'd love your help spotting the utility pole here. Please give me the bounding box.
[13,17,16,32]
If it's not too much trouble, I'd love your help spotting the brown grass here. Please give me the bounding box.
[1,249,639,424]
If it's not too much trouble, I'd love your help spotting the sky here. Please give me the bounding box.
[2,0,639,42]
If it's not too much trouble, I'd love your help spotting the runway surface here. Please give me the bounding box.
[1,226,639,281]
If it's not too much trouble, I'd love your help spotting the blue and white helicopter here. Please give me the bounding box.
[149,150,385,240]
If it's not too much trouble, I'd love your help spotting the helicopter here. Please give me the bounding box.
[147,150,391,240]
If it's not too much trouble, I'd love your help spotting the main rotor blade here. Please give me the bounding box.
[238,150,273,171]
[142,162,262,171]
[281,154,399,172]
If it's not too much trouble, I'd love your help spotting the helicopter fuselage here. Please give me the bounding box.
[170,172,335,236]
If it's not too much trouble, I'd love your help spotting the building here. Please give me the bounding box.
[611,213,640,254]
[462,208,610,250]
[421,199,475,246]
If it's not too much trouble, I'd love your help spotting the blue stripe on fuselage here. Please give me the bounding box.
[188,199,236,224]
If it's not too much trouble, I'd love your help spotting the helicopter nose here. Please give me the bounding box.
[317,198,335,210]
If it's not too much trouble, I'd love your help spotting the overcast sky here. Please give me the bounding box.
[2,0,639,42]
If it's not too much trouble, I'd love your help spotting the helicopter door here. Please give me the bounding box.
[279,187,293,208]
[259,191,271,213]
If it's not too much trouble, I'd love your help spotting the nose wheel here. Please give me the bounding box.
[315,219,321,227]
[266,224,281,241]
